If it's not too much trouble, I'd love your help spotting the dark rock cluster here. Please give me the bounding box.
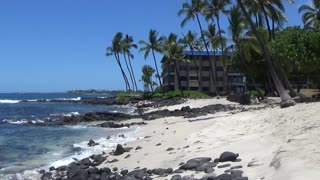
[40,150,248,180]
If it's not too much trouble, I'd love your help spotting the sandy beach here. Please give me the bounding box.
[96,98,320,180]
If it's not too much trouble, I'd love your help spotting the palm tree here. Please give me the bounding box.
[203,24,226,93]
[139,29,164,93]
[178,0,220,95]
[141,65,156,92]
[245,0,293,41]
[122,34,138,92]
[106,32,131,92]
[228,5,263,98]
[180,30,202,87]
[299,0,320,30]
[237,0,295,107]
[162,33,188,96]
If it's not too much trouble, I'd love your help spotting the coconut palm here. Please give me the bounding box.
[203,24,226,93]
[228,5,263,98]
[122,34,138,91]
[299,0,320,30]
[139,29,164,93]
[236,0,295,107]
[180,30,202,87]
[141,65,156,92]
[178,0,219,95]
[245,0,293,41]
[204,0,231,63]
[162,33,188,96]
[106,32,131,92]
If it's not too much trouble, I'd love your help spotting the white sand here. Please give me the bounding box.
[99,98,320,180]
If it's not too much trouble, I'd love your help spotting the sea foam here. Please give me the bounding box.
[0,99,21,103]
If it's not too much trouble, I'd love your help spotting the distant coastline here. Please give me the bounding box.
[66,89,126,94]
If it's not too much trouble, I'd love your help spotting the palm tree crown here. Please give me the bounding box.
[299,0,320,30]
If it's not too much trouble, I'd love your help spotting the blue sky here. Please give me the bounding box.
[0,0,307,92]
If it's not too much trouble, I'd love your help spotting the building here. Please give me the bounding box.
[161,51,246,95]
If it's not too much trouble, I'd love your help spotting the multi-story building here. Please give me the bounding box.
[161,51,246,95]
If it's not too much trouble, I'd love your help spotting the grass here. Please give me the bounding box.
[143,90,209,99]
[115,92,142,99]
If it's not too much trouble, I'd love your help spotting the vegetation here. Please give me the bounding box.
[141,65,157,93]
[104,0,320,106]
[143,91,209,99]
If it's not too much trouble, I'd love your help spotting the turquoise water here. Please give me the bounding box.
[0,93,135,179]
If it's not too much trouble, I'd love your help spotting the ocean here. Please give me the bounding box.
[0,93,136,180]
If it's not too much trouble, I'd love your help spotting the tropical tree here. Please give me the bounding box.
[228,5,264,98]
[122,34,138,91]
[139,29,164,93]
[180,30,202,87]
[245,0,293,41]
[237,0,296,107]
[178,0,220,95]
[141,65,156,92]
[106,32,131,92]
[299,0,320,30]
[203,24,226,93]
[162,33,188,96]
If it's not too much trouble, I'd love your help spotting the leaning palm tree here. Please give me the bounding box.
[237,0,295,107]
[122,34,138,91]
[106,32,131,92]
[178,0,219,95]
[162,33,188,96]
[228,5,264,98]
[299,0,320,30]
[180,31,202,87]
[139,29,164,93]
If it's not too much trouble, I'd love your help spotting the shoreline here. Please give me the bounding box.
[3,97,320,180]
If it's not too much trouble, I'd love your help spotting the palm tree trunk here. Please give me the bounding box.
[123,54,135,92]
[174,61,184,96]
[115,53,130,92]
[261,4,272,41]
[237,0,295,107]
[276,64,298,97]
[271,14,275,39]
[216,15,227,95]
[190,47,201,88]
[128,55,138,91]
[195,14,220,95]
[151,49,164,94]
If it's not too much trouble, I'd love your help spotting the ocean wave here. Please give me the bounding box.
[2,119,44,125]
[50,112,80,117]
[0,99,21,104]
[52,97,82,101]
[2,128,140,180]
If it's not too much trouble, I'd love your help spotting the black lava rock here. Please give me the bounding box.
[219,152,239,162]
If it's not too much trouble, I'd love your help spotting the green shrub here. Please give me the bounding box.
[116,93,142,99]
[244,89,265,96]
[142,91,209,99]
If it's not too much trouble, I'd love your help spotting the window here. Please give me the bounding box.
[202,66,210,71]
[217,77,224,81]
[216,66,224,71]
[179,76,187,81]
[190,66,199,71]
[202,77,210,81]
[190,76,198,81]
